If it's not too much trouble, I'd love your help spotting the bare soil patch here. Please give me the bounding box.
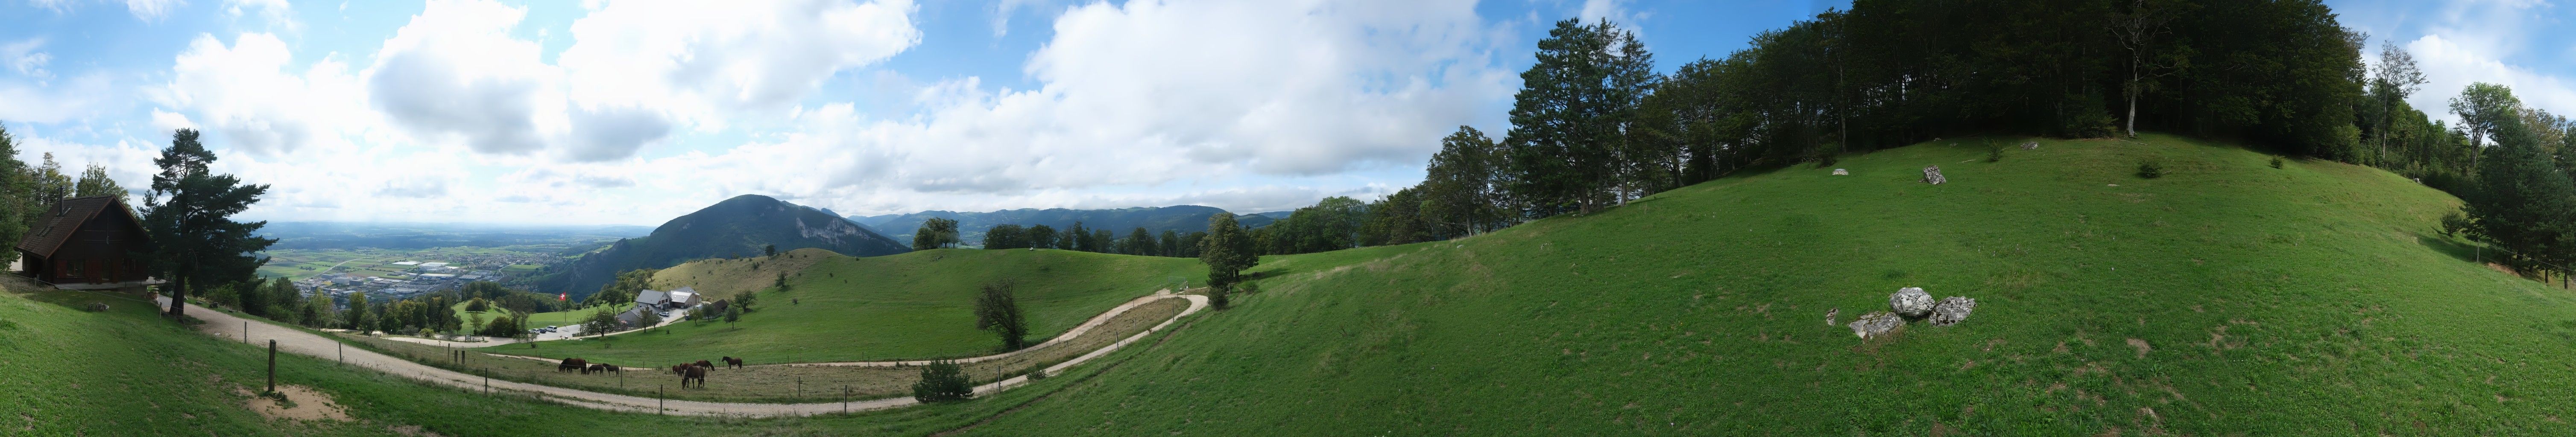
[236,384,353,422]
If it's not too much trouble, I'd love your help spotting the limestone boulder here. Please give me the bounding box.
[1847,311,1904,339]
[1929,296,1976,326]
[1889,287,1935,318]
[2021,141,2039,150]
[1922,166,1946,184]
[1832,168,1848,175]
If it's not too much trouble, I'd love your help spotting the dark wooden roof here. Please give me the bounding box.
[15,196,143,259]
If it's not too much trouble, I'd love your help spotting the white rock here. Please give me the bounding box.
[1832,168,1849,175]
[1847,311,1904,339]
[1929,296,1976,326]
[1921,166,1946,184]
[1890,287,1935,318]
[2021,141,2039,150]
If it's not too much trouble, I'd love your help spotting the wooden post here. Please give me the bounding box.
[337,342,343,364]
[658,385,664,415]
[266,340,276,393]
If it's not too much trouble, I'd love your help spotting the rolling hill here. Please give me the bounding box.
[484,247,1204,364]
[938,134,2576,436]
[852,205,1277,245]
[530,195,909,298]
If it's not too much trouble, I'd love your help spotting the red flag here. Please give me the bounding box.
[558,293,568,301]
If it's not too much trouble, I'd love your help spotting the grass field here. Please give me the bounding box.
[940,134,2576,436]
[451,301,605,330]
[341,298,1186,403]
[479,248,1203,364]
[0,275,1202,436]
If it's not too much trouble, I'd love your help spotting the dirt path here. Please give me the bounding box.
[164,292,1206,417]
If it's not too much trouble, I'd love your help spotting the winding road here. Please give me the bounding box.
[166,291,1207,417]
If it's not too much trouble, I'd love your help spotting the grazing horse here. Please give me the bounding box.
[721,356,744,368]
[557,358,588,373]
[692,360,713,370]
[669,364,691,376]
[679,365,707,389]
[587,363,619,375]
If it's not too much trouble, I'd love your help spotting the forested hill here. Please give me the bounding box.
[531,195,908,297]
[852,205,1276,245]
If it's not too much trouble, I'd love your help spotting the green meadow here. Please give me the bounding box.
[481,248,1203,364]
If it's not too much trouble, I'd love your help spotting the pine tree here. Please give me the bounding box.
[1198,213,1258,306]
[142,129,277,319]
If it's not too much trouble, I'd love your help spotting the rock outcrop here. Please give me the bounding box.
[1929,296,1976,326]
[1922,166,1946,184]
[1832,168,1849,175]
[2021,141,2039,150]
[1890,287,1935,318]
[1847,311,1904,339]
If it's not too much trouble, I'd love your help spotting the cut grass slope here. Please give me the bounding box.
[484,248,1203,364]
[954,134,2576,436]
[649,247,839,299]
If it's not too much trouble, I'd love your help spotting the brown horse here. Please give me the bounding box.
[669,364,691,375]
[693,360,713,369]
[679,365,707,389]
[558,358,588,373]
[587,363,619,375]
[721,356,744,368]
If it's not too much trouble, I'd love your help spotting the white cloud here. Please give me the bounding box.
[156,32,369,156]
[2406,34,2576,121]
[3,38,50,79]
[557,0,921,131]
[224,0,300,31]
[364,0,559,155]
[638,0,1510,217]
[124,0,184,22]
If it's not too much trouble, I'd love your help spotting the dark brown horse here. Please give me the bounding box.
[679,365,707,389]
[693,359,713,369]
[721,356,744,368]
[587,363,619,375]
[558,358,587,373]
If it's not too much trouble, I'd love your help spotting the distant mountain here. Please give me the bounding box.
[533,195,909,297]
[852,205,1270,245]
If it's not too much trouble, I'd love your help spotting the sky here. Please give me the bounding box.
[0,0,2562,226]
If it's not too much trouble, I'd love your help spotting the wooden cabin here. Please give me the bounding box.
[15,196,152,286]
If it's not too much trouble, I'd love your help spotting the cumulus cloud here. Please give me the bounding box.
[223,0,299,31]
[156,32,369,156]
[557,0,921,130]
[365,0,556,155]
[2407,34,2576,120]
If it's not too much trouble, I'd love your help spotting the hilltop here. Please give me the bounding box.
[530,195,909,298]
[941,135,2576,436]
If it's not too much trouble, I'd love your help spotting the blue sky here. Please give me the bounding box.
[0,0,2561,225]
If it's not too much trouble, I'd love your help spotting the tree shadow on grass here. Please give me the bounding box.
[2416,233,2483,264]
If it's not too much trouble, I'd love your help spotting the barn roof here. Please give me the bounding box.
[15,196,145,259]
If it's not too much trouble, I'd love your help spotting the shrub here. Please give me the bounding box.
[2269,156,2284,169]
[911,360,972,403]
[2439,211,2472,238]
[2136,160,2164,179]
[1210,284,1232,310]
[1023,365,1050,381]
[1986,146,2004,163]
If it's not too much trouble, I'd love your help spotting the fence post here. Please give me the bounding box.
[659,385,665,415]
[338,342,343,364]
[266,339,276,393]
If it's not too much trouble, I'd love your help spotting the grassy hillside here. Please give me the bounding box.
[483,248,1203,364]
[649,247,841,298]
[0,279,1148,436]
[947,134,2576,436]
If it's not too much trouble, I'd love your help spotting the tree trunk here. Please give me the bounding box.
[164,274,187,318]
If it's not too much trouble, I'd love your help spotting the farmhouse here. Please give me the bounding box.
[667,286,700,308]
[15,196,157,288]
[635,289,671,308]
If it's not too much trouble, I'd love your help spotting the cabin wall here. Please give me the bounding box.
[45,209,149,284]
